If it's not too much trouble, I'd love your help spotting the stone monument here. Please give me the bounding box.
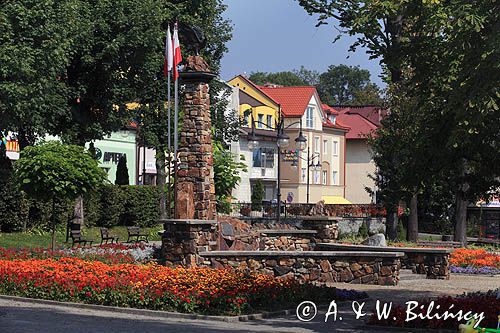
[161,54,218,268]
[175,55,217,220]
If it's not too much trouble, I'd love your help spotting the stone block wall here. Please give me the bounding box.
[403,253,451,279]
[162,221,218,267]
[201,252,401,286]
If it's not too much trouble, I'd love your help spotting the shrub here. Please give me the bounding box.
[0,184,162,231]
[251,180,264,211]
[396,220,407,241]
[357,222,368,238]
[115,155,130,185]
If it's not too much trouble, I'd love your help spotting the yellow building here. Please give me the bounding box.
[228,75,281,202]
[228,75,279,128]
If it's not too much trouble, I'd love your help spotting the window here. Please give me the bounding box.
[329,115,336,124]
[306,106,314,128]
[322,170,327,185]
[252,148,275,168]
[243,113,249,127]
[314,170,320,184]
[332,170,338,185]
[314,137,320,153]
[257,114,264,128]
[323,140,328,154]
[266,115,272,129]
[333,140,339,156]
[301,168,306,183]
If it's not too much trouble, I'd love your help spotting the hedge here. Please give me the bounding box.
[0,183,161,232]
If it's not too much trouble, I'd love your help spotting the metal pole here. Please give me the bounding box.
[173,75,179,218]
[167,70,171,218]
[276,119,282,223]
[306,147,310,204]
[143,139,146,185]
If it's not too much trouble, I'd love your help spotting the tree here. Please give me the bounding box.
[115,155,130,185]
[0,0,78,148]
[213,141,247,214]
[318,65,382,105]
[14,141,106,249]
[248,71,307,86]
[251,180,264,211]
[297,0,415,239]
[293,66,320,86]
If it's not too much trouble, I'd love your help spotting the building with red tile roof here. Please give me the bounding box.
[258,84,350,204]
[322,104,387,204]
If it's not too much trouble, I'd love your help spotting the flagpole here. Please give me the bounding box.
[173,69,179,219]
[167,70,172,218]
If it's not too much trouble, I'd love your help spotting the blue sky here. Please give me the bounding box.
[219,0,384,87]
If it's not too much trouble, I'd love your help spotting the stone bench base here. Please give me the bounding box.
[316,243,452,280]
[200,251,403,286]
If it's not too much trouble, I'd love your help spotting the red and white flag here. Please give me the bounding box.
[172,24,182,81]
[163,26,173,78]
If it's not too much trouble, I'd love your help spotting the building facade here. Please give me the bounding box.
[228,75,280,202]
[260,85,350,204]
[334,106,383,204]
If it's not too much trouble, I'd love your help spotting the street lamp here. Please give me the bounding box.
[247,107,306,222]
[293,147,322,204]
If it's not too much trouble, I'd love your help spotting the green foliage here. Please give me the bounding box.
[0,185,161,231]
[213,142,247,214]
[318,65,382,105]
[357,222,368,239]
[115,155,130,185]
[397,220,407,241]
[14,142,106,201]
[249,71,307,86]
[251,180,264,211]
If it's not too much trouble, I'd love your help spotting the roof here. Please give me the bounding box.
[323,119,350,131]
[229,75,281,107]
[331,105,385,126]
[260,86,317,117]
[322,103,338,115]
[336,112,378,140]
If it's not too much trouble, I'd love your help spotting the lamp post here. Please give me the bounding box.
[247,108,306,222]
[291,148,321,204]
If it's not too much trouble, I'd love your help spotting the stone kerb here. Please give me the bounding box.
[316,243,453,280]
[200,251,403,286]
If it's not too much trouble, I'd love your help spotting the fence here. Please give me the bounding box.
[223,202,386,219]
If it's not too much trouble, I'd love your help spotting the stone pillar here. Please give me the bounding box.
[176,55,216,220]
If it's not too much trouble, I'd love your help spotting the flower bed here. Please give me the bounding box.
[0,244,157,265]
[449,248,499,275]
[369,290,500,330]
[0,257,368,315]
[450,265,500,275]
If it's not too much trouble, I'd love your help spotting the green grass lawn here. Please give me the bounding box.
[0,225,163,249]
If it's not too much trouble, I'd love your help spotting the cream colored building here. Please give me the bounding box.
[261,85,351,204]
[334,106,383,204]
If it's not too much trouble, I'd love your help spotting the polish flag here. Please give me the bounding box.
[172,24,182,81]
[163,26,173,78]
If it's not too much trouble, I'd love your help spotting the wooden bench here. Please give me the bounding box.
[316,243,454,280]
[126,226,149,243]
[70,230,93,247]
[100,228,119,245]
[417,241,462,248]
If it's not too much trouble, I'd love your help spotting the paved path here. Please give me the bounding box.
[0,271,498,333]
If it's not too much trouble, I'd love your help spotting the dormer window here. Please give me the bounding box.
[306,106,314,128]
[329,115,336,124]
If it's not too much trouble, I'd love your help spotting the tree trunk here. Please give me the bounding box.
[408,194,418,242]
[156,148,167,219]
[386,204,398,240]
[51,199,57,251]
[454,191,468,245]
